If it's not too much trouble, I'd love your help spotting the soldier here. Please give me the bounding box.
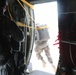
[35,24,56,72]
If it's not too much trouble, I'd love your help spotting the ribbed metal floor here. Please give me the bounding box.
[29,70,54,75]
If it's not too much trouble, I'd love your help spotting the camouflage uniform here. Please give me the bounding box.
[35,40,53,65]
[35,24,53,66]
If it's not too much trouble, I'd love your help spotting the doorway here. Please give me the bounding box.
[28,1,59,74]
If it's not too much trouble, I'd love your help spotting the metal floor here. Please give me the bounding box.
[29,70,54,75]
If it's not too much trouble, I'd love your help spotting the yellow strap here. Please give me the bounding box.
[8,6,14,20]
[16,22,49,30]
[36,25,49,30]
[16,22,35,29]
[17,0,35,22]
[8,0,49,30]
[8,0,14,20]
[21,0,34,9]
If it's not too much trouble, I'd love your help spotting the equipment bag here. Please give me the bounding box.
[35,24,50,42]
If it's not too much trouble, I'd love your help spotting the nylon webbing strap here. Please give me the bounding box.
[21,0,34,9]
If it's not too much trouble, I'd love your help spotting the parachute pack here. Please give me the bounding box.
[35,24,50,42]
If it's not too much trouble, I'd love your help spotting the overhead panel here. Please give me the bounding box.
[26,0,57,4]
